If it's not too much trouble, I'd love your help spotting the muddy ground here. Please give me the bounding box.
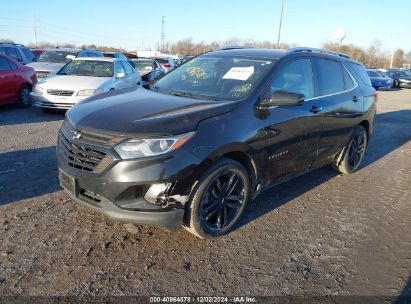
[0,89,410,300]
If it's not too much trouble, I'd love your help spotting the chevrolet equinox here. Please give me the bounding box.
[57,47,376,238]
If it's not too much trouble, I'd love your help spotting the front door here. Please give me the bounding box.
[259,58,323,181]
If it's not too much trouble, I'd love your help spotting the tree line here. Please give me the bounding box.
[19,38,411,69]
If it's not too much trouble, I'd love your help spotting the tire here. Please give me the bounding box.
[184,158,250,239]
[17,84,32,108]
[332,125,368,174]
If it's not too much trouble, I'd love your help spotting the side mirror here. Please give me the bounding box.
[116,72,125,78]
[260,90,305,107]
[66,55,76,61]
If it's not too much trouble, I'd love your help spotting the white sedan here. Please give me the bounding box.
[30,57,141,110]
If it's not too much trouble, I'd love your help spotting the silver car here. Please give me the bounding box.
[30,57,141,110]
[27,48,103,80]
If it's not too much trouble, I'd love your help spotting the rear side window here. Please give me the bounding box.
[5,47,22,62]
[21,48,34,61]
[266,58,314,99]
[122,61,134,75]
[342,67,356,90]
[0,57,11,71]
[313,59,345,96]
[346,62,372,87]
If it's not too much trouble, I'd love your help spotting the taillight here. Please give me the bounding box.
[163,64,171,68]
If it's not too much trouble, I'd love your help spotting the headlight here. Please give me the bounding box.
[114,132,195,159]
[77,89,96,96]
[33,86,44,94]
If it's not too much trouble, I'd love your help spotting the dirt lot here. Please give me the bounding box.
[0,89,410,300]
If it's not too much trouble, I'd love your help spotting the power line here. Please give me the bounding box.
[161,16,165,51]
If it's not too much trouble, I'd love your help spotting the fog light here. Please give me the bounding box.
[144,183,170,205]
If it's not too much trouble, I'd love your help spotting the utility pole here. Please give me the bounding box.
[33,15,38,47]
[161,16,165,52]
[276,0,285,48]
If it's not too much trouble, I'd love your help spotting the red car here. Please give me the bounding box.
[0,53,37,107]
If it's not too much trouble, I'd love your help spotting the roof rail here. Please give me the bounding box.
[287,47,351,59]
[216,46,253,51]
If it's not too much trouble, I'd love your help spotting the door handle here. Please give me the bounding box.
[352,96,358,102]
[310,106,323,113]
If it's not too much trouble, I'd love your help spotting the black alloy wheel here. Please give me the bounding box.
[184,158,250,238]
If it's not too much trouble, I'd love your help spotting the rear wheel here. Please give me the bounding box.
[17,84,31,108]
[184,158,250,239]
[332,125,368,174]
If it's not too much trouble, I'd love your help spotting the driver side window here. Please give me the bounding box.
[265,58,314,100]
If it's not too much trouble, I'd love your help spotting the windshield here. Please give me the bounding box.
[132,60,152,72]
[37,50,78,63]
[152,56,275,100]
[58,60,113,77]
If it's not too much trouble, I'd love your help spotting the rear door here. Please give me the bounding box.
[310,58,364,168]
[122,60,139,86]
[261,58,323,181]
[0,56,19,104]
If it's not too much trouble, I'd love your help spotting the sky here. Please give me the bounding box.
[1,0,410,53]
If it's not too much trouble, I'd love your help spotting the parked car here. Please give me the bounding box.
[0,54,37,107]
[366,69,393,90]
[31,49,45,59]
[103,52,128,60]
[0,42,35,65]
[154,57,174,73]
[27,48,103,80]
[57,47,376,238]
[31,57,141,111]
[181,55,195,64]
[385,70,411,88]
[128,58,165,83]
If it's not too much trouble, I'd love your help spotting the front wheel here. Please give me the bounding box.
[332,125,368,174]
[17,84,32,108]
[184,158,250,239]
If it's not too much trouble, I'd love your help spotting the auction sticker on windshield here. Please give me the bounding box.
[223,66,254,81]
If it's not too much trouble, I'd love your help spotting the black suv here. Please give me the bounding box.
[57,47,376,238]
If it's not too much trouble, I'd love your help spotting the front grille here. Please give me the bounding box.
[61,120,126,146]
[47,89,74,96]
[58,132,113,173]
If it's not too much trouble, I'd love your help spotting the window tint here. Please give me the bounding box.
[313,59,345,96]
[346,62,372,87]
[5,47,22,62]
[122,61,134,75]
[0,57,11,71]
[21,48,34,61]
[115,61,126,74]
[266,58,314,99]
[342,66,355,90]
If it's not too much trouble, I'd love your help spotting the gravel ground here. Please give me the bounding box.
[0,90,410,300]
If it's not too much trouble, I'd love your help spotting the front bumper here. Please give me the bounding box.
[57,130,203,230]
[31,92,85,110]
[399,81,411,89]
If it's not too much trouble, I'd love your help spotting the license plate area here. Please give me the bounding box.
[59,170,78,196]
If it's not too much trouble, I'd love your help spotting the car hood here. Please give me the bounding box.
[66,87,238,137]
[38,75,110,91]
[26,61,65,72]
